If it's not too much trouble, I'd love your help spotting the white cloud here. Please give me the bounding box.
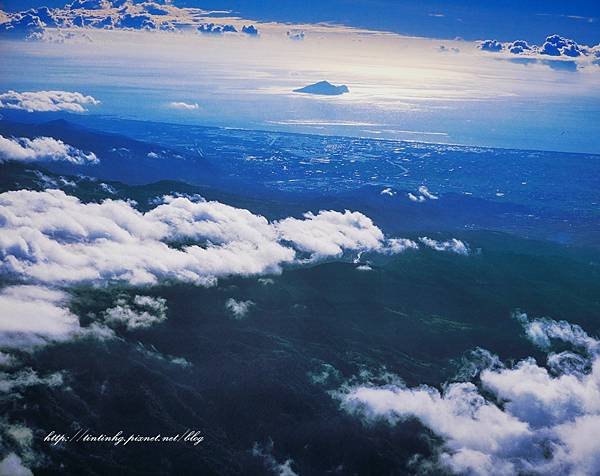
[0,190,405,286]
[135,342,192,368]
[407,192,425,203]
[0,285,82,350]
[408,186,438,203]
[0,90,100,113]
[516,311,599,353]
[5,424,33,450]
[0,452,32,476]
[276,210,384,258]
[478,35,593,61]
[103,295,167,330]
[383,238,419,254]
[336,313,600,476]
[479,39,504,53]
[380,187,395,196]
[99,182,116,194]
[0,368,64,394]
[419,237,470,255]
[418,185,438,200]
[225,298,254,320]
[168,101,199,110]
[0,352,16,367]
[0,135,98,164]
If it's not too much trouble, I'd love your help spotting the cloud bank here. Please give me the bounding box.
[0,90,100,113]
[336,312,600,476]
[0,135,98,164]
[168,101,199,110]
[0,190,412,287]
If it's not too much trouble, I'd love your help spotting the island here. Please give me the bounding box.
[293,80,349,96]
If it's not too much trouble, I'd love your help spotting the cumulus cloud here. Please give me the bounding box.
[103,295,167,330]
[478,34,592,60]
[516,311,599,353]
[276,210,384,259]
[380,187,395,196]
[0,452,32,476]
[242,25,259,36]
[0,11,47,39]
[383,238,419,254]
[0,135,98,164]
[0,285,82,350]
[225,298,254,320]
[197,23,237,34]
[479,39,503,52]
[508,40,533,54]
[168,101,200,110]
[336,312,600,476]
[419,237,469,255]
[0,2,266,39]
[0,90,100,113]
[0,190,403,286]
[540,35,585,57]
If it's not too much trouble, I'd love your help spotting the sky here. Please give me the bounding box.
[1,0,599,153]
[2,0,600,44]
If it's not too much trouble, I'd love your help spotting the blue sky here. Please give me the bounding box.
[1,1,599,153]
[3,0,600,43]
[187,0,600,44]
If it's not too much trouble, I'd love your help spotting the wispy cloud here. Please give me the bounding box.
[225,298,255,320]
[103,295,168,330]
[419,237,470,254]
[168,101,200,110]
